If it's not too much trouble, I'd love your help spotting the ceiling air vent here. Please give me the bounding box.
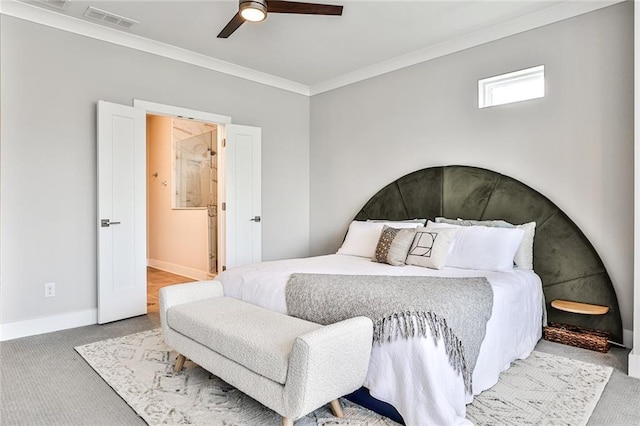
[30,0,68,10]
[83,6,139,30]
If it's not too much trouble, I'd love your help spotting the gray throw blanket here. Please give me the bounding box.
[286,274,493,392]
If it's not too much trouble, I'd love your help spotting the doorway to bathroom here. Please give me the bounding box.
[145,115,219,311]
[97,99,262,323]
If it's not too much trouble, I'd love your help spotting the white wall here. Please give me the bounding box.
[310,3,634,335]
[630,0,640,378]
[0,16,310,327]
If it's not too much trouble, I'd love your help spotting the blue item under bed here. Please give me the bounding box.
[345,387,405,424]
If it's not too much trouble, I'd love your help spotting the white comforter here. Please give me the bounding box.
[215,254,544,425]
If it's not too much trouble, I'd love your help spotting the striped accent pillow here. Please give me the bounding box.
[372,225,417,266]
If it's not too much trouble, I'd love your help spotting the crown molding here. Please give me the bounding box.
[1,0,624,98]
[0,0,310,96]
[308,0,624,96]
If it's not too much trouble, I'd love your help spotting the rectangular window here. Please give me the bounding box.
[478,65,544,108]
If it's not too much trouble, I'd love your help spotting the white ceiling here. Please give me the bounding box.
[4,0,621,93]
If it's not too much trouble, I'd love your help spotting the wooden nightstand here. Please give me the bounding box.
[544,299,610,352]
[550,299,609,315]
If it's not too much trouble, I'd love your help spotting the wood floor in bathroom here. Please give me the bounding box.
[147,267,195,313]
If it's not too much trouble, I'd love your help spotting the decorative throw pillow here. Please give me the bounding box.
[406,227,458,270]
[337,220,422,258]
[372,225,418,266]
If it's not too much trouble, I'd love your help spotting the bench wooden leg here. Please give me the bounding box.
[174,354,186,373]
[329,399,344,418]
[282,417,293,426]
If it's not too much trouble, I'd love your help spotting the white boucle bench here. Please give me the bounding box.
[159,281,373,426]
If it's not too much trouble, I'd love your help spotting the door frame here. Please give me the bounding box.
[133,100,232,275]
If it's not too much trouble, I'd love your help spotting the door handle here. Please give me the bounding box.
[101,219,122,227]
[250,216,261,223]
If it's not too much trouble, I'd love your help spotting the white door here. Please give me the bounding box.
[223,124,262,269]
[97,100,147,324]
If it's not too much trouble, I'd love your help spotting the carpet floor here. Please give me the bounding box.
[1,313,639,426]
[75,328,613,425]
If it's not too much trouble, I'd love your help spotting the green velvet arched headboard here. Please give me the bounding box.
[353,165,622,343]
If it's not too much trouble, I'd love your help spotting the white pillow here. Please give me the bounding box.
[510,222,535,270]
[368,219,427,225]
[426,221,524,271]
[435,217,536,270]
[337,220,422,258]
[460,219,534,270]
[406,227,458,270]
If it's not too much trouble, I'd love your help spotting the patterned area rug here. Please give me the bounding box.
[76,329,612,426]
[466,350,612,425]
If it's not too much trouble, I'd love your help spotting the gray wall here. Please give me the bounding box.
[310,3,634,331]
[0,16,310,324]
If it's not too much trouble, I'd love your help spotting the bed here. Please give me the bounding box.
[214,165,622,425]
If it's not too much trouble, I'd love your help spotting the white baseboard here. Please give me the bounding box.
[147,259,210,281]
[623,328,634,348]
[629,350,640,378]
[0,308,97,342]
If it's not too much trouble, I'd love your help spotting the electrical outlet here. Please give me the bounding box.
[44,282,55,298]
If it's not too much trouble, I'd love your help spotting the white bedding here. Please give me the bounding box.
[215,254,544,425]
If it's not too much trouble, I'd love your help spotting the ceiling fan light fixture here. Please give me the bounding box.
[239,0,267,22]
[218,0,343,38]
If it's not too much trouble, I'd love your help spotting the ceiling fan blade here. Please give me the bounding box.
[217,12,245,38]
[268,1,343,16]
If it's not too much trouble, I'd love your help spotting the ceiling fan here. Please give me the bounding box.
[218,0,343,38]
